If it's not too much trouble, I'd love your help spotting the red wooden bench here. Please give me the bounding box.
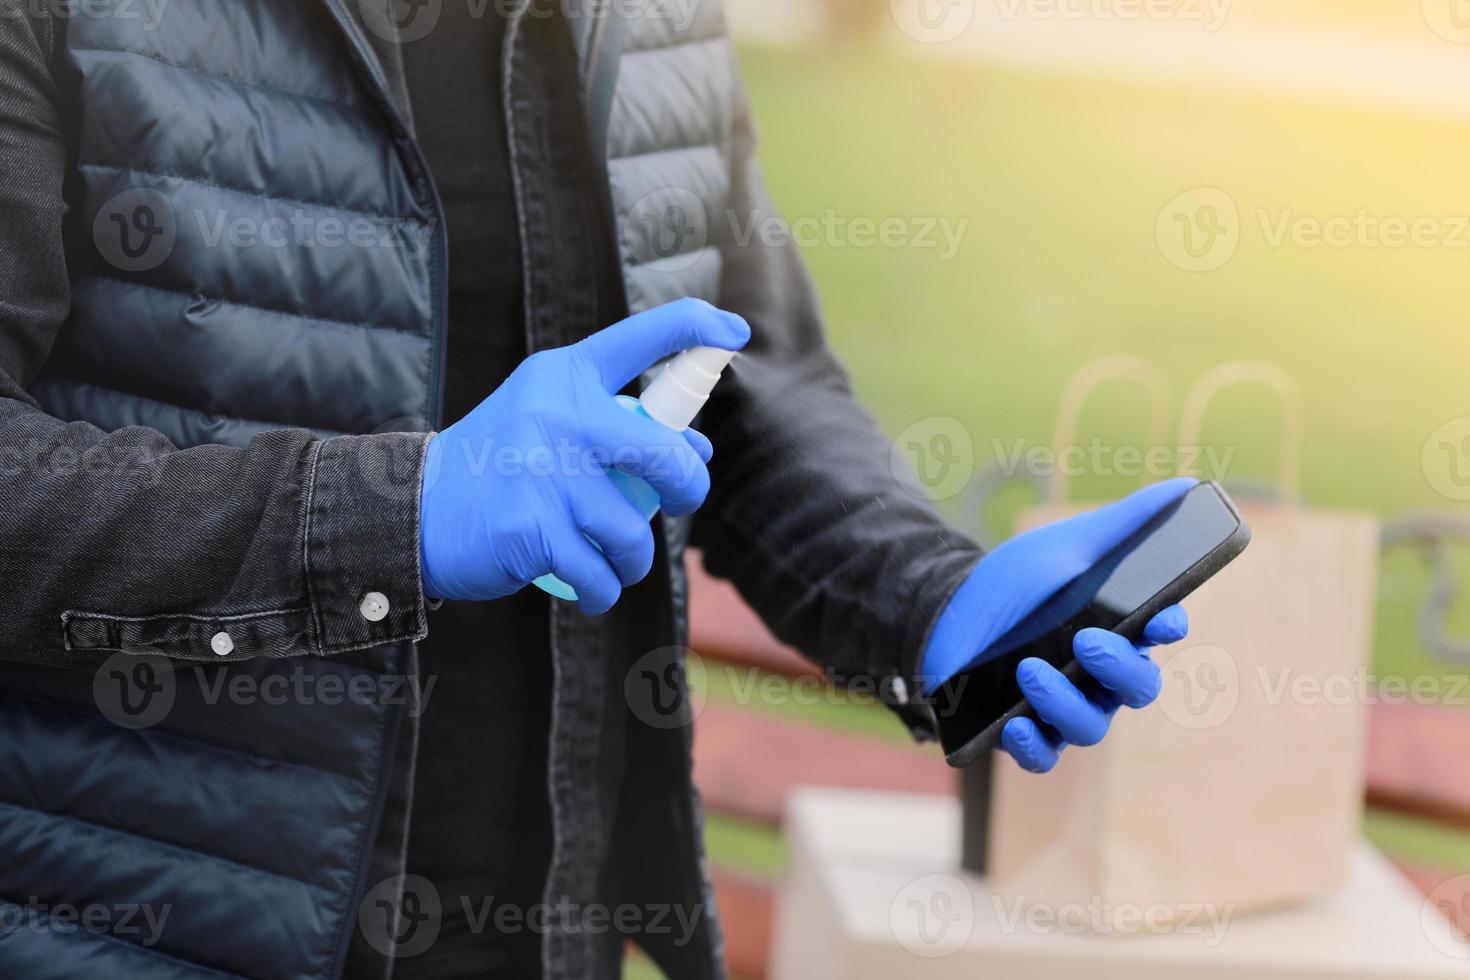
[685,552,1470,978]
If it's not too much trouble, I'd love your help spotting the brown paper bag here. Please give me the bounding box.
[987,360,1380,926]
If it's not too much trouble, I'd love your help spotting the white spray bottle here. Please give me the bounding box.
[533,345,736,601]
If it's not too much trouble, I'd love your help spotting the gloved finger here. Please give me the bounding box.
[683,426,714,464]
[1018,656,1112,747]
[547,528,623,616]
[577,298,751,393]
[1068,477,1198,565]
[569,477,656,588]
[1142,604,1189,646]
[589,407,711,517]
[1001,716,1067,773]
[1073,628,1162,710]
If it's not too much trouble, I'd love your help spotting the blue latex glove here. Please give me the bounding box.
[418,298,750,613]
[922,477,1197,773]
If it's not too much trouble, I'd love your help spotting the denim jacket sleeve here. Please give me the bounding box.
[0,10,429,668]
[691,63,983,737]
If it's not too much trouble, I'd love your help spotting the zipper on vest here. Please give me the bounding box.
[318,0,451,430]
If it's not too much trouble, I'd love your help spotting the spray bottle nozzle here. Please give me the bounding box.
[639,346,736,431]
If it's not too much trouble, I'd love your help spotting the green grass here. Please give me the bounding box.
[703,811,789,878]
[1366,810,1470,873]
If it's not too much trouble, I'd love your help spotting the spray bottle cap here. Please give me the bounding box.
[640,346,736,431]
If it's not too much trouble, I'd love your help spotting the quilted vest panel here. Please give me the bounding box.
[1,2,433,977]
[34,0,442,446]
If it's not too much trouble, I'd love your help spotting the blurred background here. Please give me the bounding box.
[630,1,1470,975]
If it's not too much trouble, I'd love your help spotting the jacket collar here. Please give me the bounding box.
[330,0,623,151]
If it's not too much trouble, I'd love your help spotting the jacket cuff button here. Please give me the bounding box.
[210,631,234,657]
[359,592,390,622]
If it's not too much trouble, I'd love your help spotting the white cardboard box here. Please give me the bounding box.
[770,788,1467,980]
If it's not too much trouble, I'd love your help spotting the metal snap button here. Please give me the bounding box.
[210,631,234,657]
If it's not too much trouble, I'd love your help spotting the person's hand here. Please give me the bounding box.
[921,478,1196,772]
[999,607,1188,772]
[418,299,750,613]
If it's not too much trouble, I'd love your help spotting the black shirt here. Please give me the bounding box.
[400,8,553,979]
[402,4,525,425]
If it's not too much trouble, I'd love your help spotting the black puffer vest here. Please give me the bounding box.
[1,0,744,977]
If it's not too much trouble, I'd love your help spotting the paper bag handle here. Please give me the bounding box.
[1177,361,1304,504]
[1049,356,1172,503]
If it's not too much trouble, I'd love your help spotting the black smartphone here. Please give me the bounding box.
[932,481,1250,768]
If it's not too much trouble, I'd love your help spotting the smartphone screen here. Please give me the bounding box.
[933,482,1247,766]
